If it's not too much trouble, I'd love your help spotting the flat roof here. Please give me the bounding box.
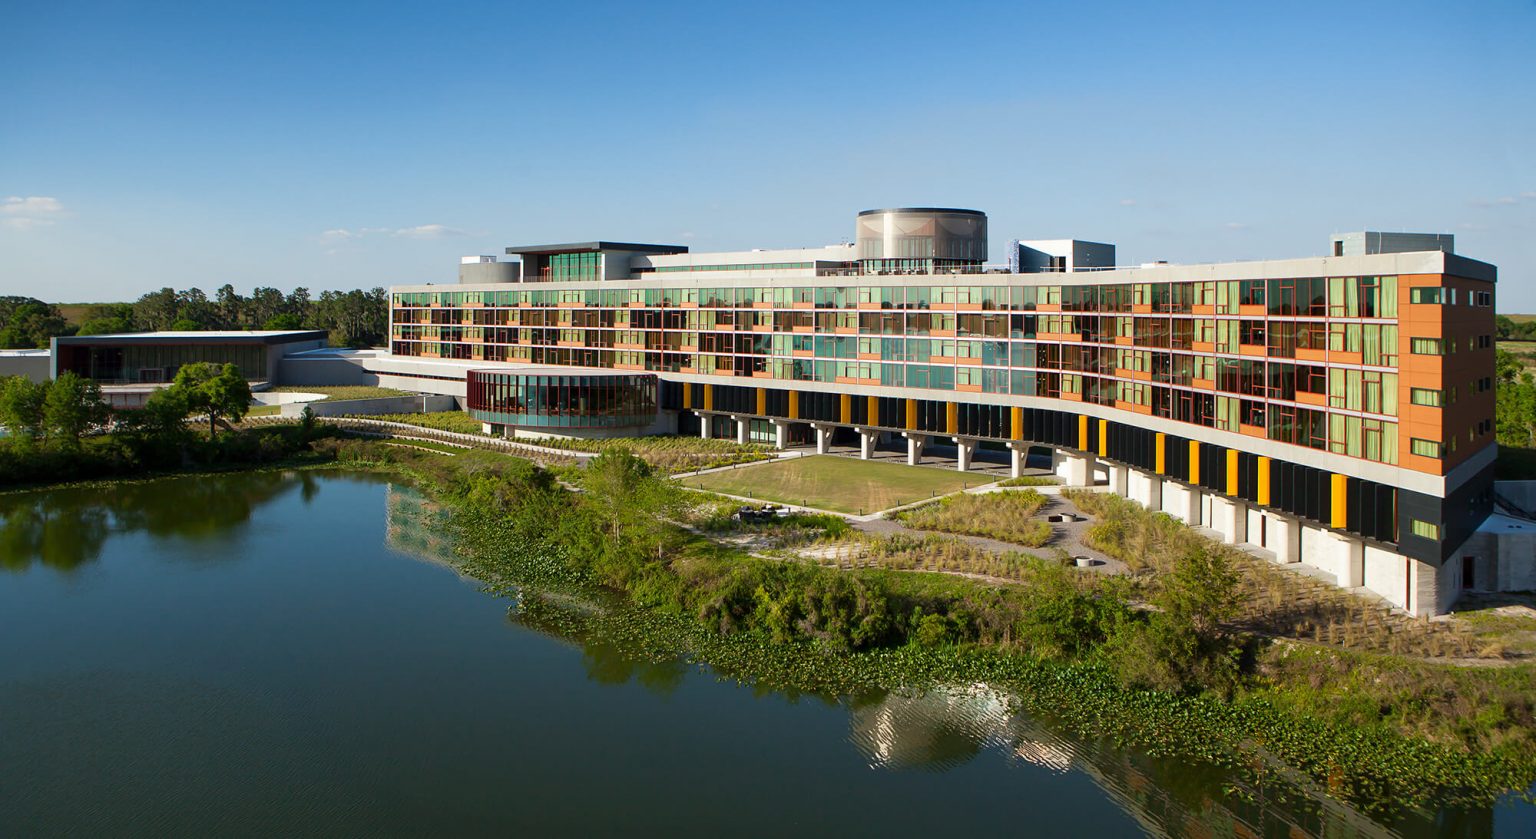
[397,248,1495,293]
[54,329,328,346]
[504,241,688,256]
[857,207,985,217]
[1478,513,1536,534]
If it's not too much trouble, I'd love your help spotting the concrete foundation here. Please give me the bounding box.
[1266,512,1301,563]
[1362,545,1411,611]
[770,419,790,450]
[1209,496,1247,544]
[857,428,877,460]
[904,433,927,466]
[1323,531,1365,588]
[1008,443,1027,478]
[1108,463,1129,497]
[1058,452,1097,487]
[1128,468,1162,510]
[813,423,833,455]
[1162,482,1202,526]
[953,437,976,472]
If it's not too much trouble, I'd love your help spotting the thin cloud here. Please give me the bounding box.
[1118,198,1137,206]
[1469,194,1528,208]
[1224,221,1250,230]
[393,224,466,239]
[320,223,467,241]
[1,196,67,229]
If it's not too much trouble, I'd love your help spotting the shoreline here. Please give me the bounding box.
[5,441,1534,812]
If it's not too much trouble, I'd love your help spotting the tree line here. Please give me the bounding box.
[1496,315,1536,342]
[1496,348,1536,453]
[0,363,253,453]
[0,363,297,489]
[0,284,389,350]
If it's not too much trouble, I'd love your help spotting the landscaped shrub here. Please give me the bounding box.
[897,489,1053,546]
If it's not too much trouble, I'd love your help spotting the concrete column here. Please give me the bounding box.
[1108,463,1129,497]
[1408,556,1443,618]
[856,428,877,460]
[903,432,926,466]
[1267,512,1301,563]
[769,419,790,450]
[1326,531,1365,588]
[953,437,976,472]
[1008,443,1027,479]
[734,416,749,445]
[1062,452,1097,487]
[481,422,495,436]
[813,423,832,455]
[1209,496,1248,544]
[696,412,711,439]
[1163,481,1202,526]
[1127,468,1162,510]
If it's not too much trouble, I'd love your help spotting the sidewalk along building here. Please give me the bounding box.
[364,207,1498,615]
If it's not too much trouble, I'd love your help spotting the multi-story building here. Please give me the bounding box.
[369,208,1499,616]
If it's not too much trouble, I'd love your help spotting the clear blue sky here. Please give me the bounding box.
[3,1,1533,308]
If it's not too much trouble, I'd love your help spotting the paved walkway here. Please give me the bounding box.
[856,492,1127,574]
[242,416,589,464]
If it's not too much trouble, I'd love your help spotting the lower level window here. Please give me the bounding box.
[1410,519,1440,540]
[1409,388,1443,407]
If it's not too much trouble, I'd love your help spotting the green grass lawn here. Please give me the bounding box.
[268,385,410,401]
[682,455,980,514]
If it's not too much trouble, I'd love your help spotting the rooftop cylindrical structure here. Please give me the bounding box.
[856,208,987,270]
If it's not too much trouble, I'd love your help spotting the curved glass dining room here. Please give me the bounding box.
[466,370,657,430]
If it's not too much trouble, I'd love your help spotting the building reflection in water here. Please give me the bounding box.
[846,684,1498,839]
[384,483,460,571]
[382,483,1506,839]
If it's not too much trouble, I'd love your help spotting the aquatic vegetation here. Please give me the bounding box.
[315,440,1536,810]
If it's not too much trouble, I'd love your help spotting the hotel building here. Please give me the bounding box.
[298,208,1500,615]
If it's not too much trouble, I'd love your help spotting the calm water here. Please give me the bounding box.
[0,471,1530,838]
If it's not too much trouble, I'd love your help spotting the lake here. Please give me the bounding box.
[1,470,1530,837]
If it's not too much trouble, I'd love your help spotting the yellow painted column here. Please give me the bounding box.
[1331,473,1348,528]
[683,382,692,409]
[1097,419,1108,457]
[1077,415,1088,450]
[1010,406,1024,440]
[1226,449,1239,495]
[1188,441,1199,483]
[755,387,766,416]
[702,384,713,412]
[840,393,852,424]
[906,398,918,429]
[788,390,799,420]
[1256,457,1271,505]
[946,402,959,435]
[1155,433,1166,474]
[867,395,880,426]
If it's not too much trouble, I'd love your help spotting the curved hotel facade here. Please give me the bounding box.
[375,208,1499,616]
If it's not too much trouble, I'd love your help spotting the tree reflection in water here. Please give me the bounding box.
[0,471,326,573]
[382,477,1514,839]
